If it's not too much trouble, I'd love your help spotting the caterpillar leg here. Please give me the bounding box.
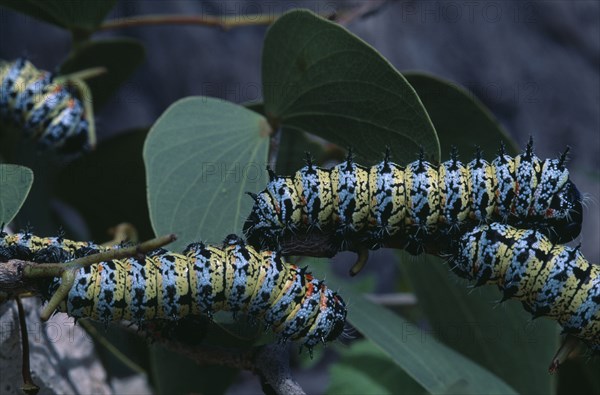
[349,247,369,276]
[548,335,580,374]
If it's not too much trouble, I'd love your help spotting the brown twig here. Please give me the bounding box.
[0,260,30,290]
[335,0,389,26]
[40,234,176,321]
[0,234,177,320]
[16,296,40,395]
[254,344,306,395]
[268,127,282,171]
[161,340,305,395]
[23,233,176,276]
[99,14,279,31]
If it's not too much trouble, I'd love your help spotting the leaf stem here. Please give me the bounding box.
[16,296,40,395]
[99,14,278,31]
[56,67,108,82]
[24,233,176,278]
[160,340,305,395]
[16,233,177,321]
[268,127,282,170]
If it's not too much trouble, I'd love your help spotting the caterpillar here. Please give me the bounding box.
[244,141,582,273]
[0,232,100,262]
[0,232,347,350]
[0,58,95,156]
[450,222,599,352]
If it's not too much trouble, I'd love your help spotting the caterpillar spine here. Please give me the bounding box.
[244,141,582,266]
[0,232,347,350]
[0,58,94,156]
[450,223,599,352]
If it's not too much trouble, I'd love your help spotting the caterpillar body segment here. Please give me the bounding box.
[0,58,94,156]
[0,232,101,263]
[244,143,582,262]
[451,223,599,352]
[0,232,347,349]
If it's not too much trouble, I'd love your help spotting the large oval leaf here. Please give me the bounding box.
[144,97,271,250]
[262,9,440,164]
[327,340,426,395]
[310,262,517,395]
[0,0,116,31]
[404,73,519,160]
[0,164,34,225]
[60,38,146,110]
[401,254,557,395]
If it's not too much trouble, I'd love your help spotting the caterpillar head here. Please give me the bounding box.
[530,156,582,243]
[300,285,347,349]
[448,227,481,280]
[325,293,348,342]
[547,179,583,243]
[243,191,281,249]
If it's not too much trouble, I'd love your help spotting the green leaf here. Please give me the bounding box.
[327,340,426,395]
[148,316,256,395]
[0,164,34,225]
[404,73,519,160]
[144,97,271,250]
[0,0,117,31]
[262,9,439,164]
[310,262,517,395]
[401,254,558,394]
[60,38,146,110]
[150,346,238,395]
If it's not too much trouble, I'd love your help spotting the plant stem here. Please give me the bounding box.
[99,14,278,31]
[162,340,305,395]
[56,67,107,82]
[268,127,282,170]
[16,296,40,395]
[24,233,177,277]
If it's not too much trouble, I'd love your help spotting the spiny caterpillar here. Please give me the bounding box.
[0,58,95,156]
[0,232,347,350]
[450,222,599,353]
[0,232,99,262]
[244,141,582,274]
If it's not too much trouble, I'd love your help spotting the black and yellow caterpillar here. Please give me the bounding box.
[0,58,94,156]
[0,232,347,350]
[451,222,599,352]
[244,142,582,265]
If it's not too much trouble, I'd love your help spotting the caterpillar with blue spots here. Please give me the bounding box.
[451,222,599,354]
[0,232,347,351]
[0,58,95,156]
[244,140,583,274]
